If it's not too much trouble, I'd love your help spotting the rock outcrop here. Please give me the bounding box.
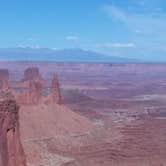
[0,90,26,166]
[44,74,63,105]
[22,67,42,81]
[18,69,63,105]
[51,74,63,104]
[28,79,43,104]
[18,79,43,105]
[0,69,10,89]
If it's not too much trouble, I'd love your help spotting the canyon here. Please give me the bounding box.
[0,62,166,166]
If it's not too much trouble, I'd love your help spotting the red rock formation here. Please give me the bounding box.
[18,79,43,105]
[45,74,63,104]
[22,67,42,81]
[0,69,10,89]
[18,69,63,105]
[28,79,43,104]
[0,90,26,166]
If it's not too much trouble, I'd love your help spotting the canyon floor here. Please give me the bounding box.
[1,62,166,166]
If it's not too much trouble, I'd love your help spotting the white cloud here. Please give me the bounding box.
[103,4,166,36]
[65,35,79,41]
[103,5,127,22]
[102,3,166,56]
[16,44,41,49]
[97,42,136,49]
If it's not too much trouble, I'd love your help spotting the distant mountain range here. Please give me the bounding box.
[0,47,138,62]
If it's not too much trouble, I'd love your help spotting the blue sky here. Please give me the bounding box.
[0,0,166,60]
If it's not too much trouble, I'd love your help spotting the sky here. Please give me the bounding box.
[0,0,166,60]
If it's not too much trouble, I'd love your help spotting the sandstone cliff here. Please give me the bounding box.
[27,79,43,104]
[19,71,63,105]
[0,69,10,89]
[0,90,26,166]
[45,74,63,105]
[22,67,42,81]
[51,74,63,104]
[17,79,43,105]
